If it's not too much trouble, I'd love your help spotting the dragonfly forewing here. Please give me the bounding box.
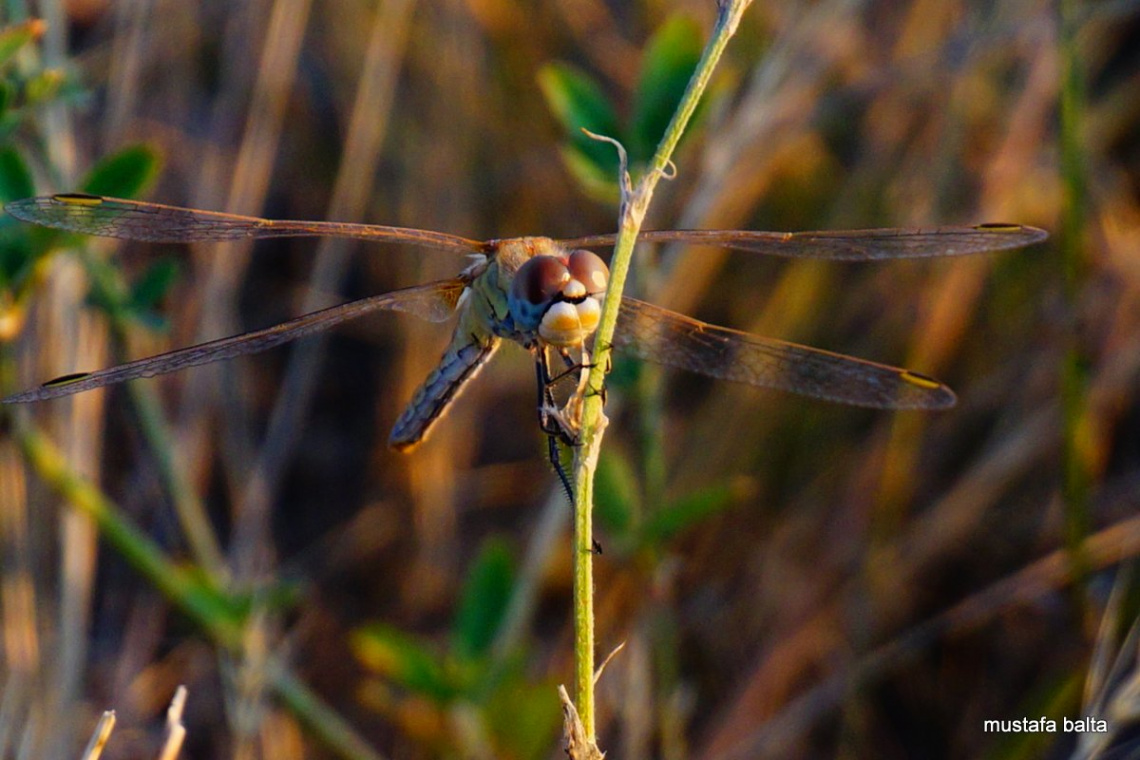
[2,279,467,404]
[613,298,956,410]
[560,224,1048,261]
[5,194,487,253]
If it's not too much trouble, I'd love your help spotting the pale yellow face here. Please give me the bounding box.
[505,248,610,347]
[537,295,603,346]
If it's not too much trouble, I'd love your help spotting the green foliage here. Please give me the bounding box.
[630,16,704,161]
[594,446,637,536]
[0,145,33,202]
[23,68,62,105]
[538,64,620,171]
[0,148,36,292]
[0,23,54,297]
[482,675,562,760]
[0,20,43,70]
[0,21,81,142]
[124,257,180,330]
[539,14,706,203]
[353,623,461,703]
[452,537,515,661]
[0,22,164,308]
[353,536,561,759]
[593,437,740,558]
[25,145,176,329]
[640,481,736,546]
[82,144,162,199]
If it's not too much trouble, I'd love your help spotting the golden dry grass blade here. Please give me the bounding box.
[79,711,115,760]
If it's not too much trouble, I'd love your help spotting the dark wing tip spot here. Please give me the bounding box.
[43,371,91,387]
[973,223,1049,244]
[898,370,957,409]
[51,193,104,205]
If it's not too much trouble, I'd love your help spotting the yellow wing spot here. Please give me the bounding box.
[52,193,104,206]
[973,223,1022,232]
[900,370,942,390]
[43,372,91,387]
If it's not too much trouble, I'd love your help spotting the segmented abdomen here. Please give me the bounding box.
[388,338,499,451]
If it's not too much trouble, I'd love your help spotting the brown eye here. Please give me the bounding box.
[567,249,609,295]
[512,255,570,306]
[508,255,572,331]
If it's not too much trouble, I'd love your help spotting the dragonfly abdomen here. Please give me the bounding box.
[388,338,500,451]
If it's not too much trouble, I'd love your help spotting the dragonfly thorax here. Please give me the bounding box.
[505,247,609,347]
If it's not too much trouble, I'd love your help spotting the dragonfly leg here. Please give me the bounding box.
[535,350,579,505]
[547,432,575,505]
[567,346,608,404]
[534,350,580,445]
[534,348,577,504]
[543,347,597,388]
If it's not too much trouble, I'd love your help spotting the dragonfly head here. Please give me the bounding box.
[507,249,609,346]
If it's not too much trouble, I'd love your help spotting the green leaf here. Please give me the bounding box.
[0,113,21,143]
[640,480,740,548]
[0,233,34,292]
[127,310,170,332]
[630,15,704,162]
[594,447,638,540]
[538,63,624,174]
[483,676,561,760]
[452,537,515,661]
[559,144,620,205]
[0,146,34,203]
[0,19,45,70]
[606,352,642,391]
[174,564,253,630]
[0,81,13,117]
[352,624,458,703]
[25,68,63,104]
[129,257,180,309]
[538,62,619,140]
[81,144,162,199]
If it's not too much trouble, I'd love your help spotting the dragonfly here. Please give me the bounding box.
[4,194,1047,496]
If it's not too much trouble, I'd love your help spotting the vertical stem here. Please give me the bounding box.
[1058,0,1091,579]
[569,0,753,741]
[573,447,596,737]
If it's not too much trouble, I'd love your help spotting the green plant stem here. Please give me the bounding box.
[15,421,385,760]
[127,381,228,576]
[82,254,227,577]
[1058,0,1091,579]
[569,0,753,741]
[17,423,241,644]
[274,669,387,760]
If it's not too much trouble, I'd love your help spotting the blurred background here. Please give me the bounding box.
[0,0,1136,758]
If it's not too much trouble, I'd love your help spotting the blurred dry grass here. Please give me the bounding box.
[2,0,1139,758]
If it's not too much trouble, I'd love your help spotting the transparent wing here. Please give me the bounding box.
[559,224,1047,261]
[4,279,467,404]
[5,194,488,254]
[613,298,956,410]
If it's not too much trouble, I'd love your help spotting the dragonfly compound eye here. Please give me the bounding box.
[509,255,571,330]
[567,249,609,296]
[512,256,569,305]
